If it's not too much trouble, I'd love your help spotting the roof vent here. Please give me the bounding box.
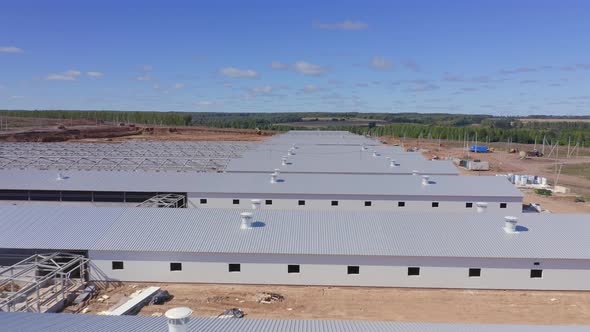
[288,149,294,156]
[292,144,298,150]
[390,160,398,167]
[165,307,192,332]
[270,173,278,184]
[504,216,519,233]
[274,168,280,176]
[240,212,253,229]
[476,202,488,213]
[421,175,430,186]
[361,145,367,151]
[412,170,420,176]
[281,157,288,166]
[56,173,65,181]
[372,151,379,157]
[251,199,261,210]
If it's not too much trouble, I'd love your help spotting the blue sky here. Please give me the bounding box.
[1,0,589,115]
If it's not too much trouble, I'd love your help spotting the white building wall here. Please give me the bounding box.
[88,251,590,290]
[187,194,522,214]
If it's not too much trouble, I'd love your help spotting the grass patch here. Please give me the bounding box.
[560,163,590,181]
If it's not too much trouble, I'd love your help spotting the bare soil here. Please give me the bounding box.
[0,116,271,142]
[78,282,590,325]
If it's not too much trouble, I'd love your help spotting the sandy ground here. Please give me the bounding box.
[78,283,590,325]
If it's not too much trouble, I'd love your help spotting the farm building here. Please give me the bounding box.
[0,205,588,290]
[0,311,587,332]
[0,169,523,214]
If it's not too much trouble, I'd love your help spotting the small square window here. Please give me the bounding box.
[112,261,124,270]
[398,201,405,207]
[265,199,273,205]
[500,203,507,209]
[347,266,360,274]
[331,200,339,206]
[466,202,473,208]
[408,267,420,276]
[530,269,543,278]
[200,198,207,204]
[432,202,439,208]
[364,201,372,207]
[298,200,305,206]
[232,199,240,205]
[170,262,182,271]
[288,265,300,274]
[469,268,481,277]
[228,264,241,272]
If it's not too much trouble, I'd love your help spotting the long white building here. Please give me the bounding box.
[0,169,523,213]
[0,205,588,290]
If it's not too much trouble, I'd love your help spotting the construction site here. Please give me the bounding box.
[0,123,589,332]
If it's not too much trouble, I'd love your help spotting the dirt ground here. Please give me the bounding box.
[380,136,590,213]
[77,282,590,325]
[0,116,270,142]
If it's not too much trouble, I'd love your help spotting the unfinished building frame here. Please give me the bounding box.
[0,252,88,313]
[0,141,253,172]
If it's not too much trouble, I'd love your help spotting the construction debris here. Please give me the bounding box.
[255,292,284,304]
[217,308,245,319]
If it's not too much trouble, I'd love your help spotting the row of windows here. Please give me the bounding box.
[111,262,542,278]
[198,199,508,209]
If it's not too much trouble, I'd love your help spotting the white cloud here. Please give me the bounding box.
[270,61,288,70]
[194,101,223,107]
[46,70,81,81]
[87,71,103,77]
[0,46,24,53]
[220,67,258,78]
[11,95,25,99]
[141,65,153,71]
[302,85,318,93]
[136,73,154,81]
[371,57,393,70]
[174,83,185,89]
[313,20,368,31]
[252,86,273,93]
[293,61,326,76]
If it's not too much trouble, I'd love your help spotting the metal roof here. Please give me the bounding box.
[0,312,587,332]
[0,141,253,172]
[0,169,520,199]
[0,206,587,259]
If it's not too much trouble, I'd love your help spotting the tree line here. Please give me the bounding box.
[0,110,192,126]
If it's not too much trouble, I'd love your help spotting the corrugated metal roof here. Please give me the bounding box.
[0,206,587,259]
[0,312,587,332]
[0,170,520,198]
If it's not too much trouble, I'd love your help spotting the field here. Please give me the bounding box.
[519,118,590,123]
[77,282,590,325]
[276,118,385,128]
[0,116,270,142]
[560,163,590,181]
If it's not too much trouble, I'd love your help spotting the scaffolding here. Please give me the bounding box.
[137,193,187,208]
[0,252,88,313]
[0,141,253,172]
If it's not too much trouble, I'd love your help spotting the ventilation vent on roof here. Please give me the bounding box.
[281,157,288,166]
[372,151,379,157]
[165,307,192,332]
[251,199,261,210]
[412,170,420,176]
[240,212,253,229]
[390,160,398,167]
[421,175,431,186]
[274,168,280,176]
[288,149,294,156]
[476,202,488,213]
[56,173,65,181]
[270,173,278,184]
[504,216,519,233]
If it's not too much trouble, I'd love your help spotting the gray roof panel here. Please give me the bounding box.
[0,312,587,332]
[0,206,587,259]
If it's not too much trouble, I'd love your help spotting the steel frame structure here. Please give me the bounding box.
[137,193,187,208]
[0,252,88,313]
[0,141,253,172]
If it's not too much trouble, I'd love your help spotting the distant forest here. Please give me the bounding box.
[1,110,589,145]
